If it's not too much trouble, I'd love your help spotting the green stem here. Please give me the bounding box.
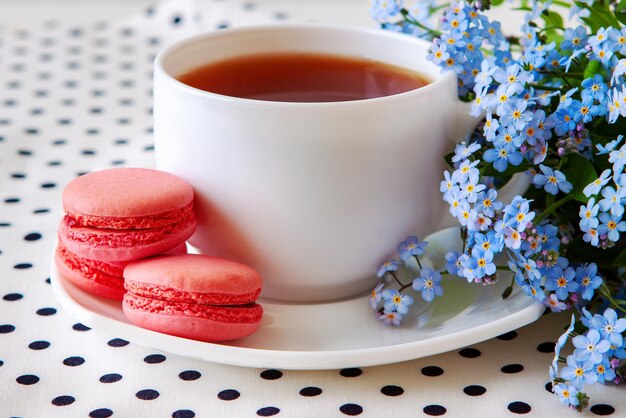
[539,25,565,33]
[400,9,442,36]
[600,284,626,314]
[534,195,574,224]
[496,265,511,271]
[527,83,562,92]
[389,271,405,289]
[399,283,413,292]
[413,255,423,270]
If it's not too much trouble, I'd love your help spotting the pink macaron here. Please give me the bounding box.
[123,254,263,342]
[55,242,187,301]
[58,168,196,261]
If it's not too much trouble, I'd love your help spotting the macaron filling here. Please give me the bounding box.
[57,241,125,278]
[125,280,261,306]
[124,293,263,324]
[65,201,194,230]
[60,211,196,248]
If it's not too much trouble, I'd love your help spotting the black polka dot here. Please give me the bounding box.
[339,403,363,416]
[463,385,486,396]
[217,389,240,400]
[136,389,159,400]
[14,263,32,269]
[0,324,15,333]
[536,342,555,353]
[591,404,615,415]
[33,208,50,214]
[545,382,553,392]
[501,364,524,374]
[48,160,62,166]
[299,387,322,397]
[89,408,113,418]
[52,395,75,406]
[100,373,122,383]
[216,22,230,29]
[423,405,447,416]
[72,323,90,331]
[257,406,280,416]
[172,15,183,25]
[421,366,444,377]
[0,360,3,367]
[144,354,166,364]
[107,338,129,347]
[11,173,26,179]
[29,340,50,350]
[16,374,39,385]
[5,197,20,203]
[41,182,56,189]
[274,12,287,20]
[25,127,40,134]
[381,385,404,396]
[63,356,85,366]
[497,331,517,340]
[114,138,128,145]
[459,348,481,358]
[260,369,283,380]
[52,139,66,145]
[179,370,201,381]
[24,232,42,241]
[0,222,10,227]
[81,149,96,156]
[144,144,155,151]
[508,401,531,414]
[339,368,362,377]
[172,411,195,418]
[3,293,23,301]
[36,307,56,316]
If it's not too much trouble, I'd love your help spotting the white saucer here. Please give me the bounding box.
[50,227,544,370]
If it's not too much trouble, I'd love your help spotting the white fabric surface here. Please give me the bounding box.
[0,1,624,416]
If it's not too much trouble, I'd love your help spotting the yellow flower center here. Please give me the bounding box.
[548,176,558,184]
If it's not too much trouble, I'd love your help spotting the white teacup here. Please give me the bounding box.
[154,24,479,302]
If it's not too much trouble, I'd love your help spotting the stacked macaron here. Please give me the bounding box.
[123,254,263,342]
[56,168,197,301]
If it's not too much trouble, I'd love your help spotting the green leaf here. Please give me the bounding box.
[561,153,597,203]
[492,0,505,6]
[541,9,564,30]
[578,1,620,33]
[583,60,602,80]
[614,248,626,267]
[616,0,626,25]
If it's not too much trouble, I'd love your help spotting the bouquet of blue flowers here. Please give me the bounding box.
[369,0,626,411]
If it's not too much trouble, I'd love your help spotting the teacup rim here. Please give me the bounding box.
[154,22,457,107]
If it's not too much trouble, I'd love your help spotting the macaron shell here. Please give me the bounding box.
[55,246,125,301]
[63,168,194,218]
[123,294,262,342]
[123,254,262,296]
[59,215,196,261]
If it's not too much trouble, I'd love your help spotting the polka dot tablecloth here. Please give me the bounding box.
[0,1,624,416]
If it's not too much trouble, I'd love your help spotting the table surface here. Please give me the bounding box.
[0,1,623,417]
